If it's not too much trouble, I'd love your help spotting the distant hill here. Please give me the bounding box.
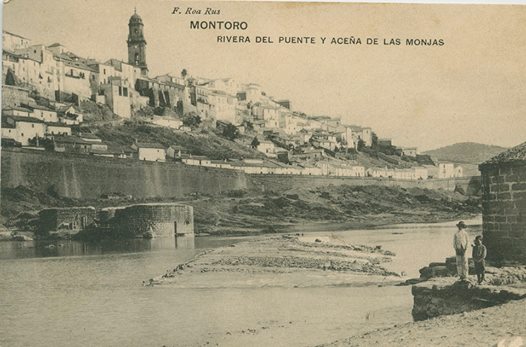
[424,142,508,165]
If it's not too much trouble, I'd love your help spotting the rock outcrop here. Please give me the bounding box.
[411,278,526,321]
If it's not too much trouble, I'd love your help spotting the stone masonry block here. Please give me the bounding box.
[512,183,526,191]
[513,191,526,201]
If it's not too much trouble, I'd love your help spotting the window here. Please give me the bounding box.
[32,124,34,128]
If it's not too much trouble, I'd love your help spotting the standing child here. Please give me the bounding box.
[472,235,487,284]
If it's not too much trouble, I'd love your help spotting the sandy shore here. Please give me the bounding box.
[149,235,401,289]
[320,298,526,347]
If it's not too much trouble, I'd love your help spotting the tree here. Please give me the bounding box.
[181,68,188,79]
[251,136,260,149]
[357,139,365,151]
[5,68,16,86]
[28,136,54,150]
[371,132,379,149]
[176,100,184,116]
[222,123,240,141]
[243,121,254,132]
[182,113,201,129]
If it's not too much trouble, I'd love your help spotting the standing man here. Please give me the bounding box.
[472,235,487,284]
[453,221,469,281]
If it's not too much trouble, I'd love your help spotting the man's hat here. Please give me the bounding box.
[456,221,467,229]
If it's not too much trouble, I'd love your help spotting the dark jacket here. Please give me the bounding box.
[472,244,487,263]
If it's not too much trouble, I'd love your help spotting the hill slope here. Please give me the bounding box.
[424,142,507,165]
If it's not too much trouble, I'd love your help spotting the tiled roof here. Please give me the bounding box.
[21,103,55,112]
[4,106,32,113]
[46,122,71,127]
[135,142,165,149]
[56,104,80,113]
[53,136,91,145]
[79,133,100,140]
[3,115,45,123]
[482,142,526,165]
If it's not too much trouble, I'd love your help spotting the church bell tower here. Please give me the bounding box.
[127,9,148,76]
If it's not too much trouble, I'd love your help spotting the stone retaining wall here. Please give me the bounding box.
[480,162,526,263]
[1,149,481,200]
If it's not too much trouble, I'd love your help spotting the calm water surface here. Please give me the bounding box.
[0,218,481,347]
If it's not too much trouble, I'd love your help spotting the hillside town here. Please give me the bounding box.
[1,11,464,180]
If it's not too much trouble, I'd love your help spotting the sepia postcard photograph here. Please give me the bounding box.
[1,0,526,346]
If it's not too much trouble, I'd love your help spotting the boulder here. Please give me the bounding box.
[430,265,451,277]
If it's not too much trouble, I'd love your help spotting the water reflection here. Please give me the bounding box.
[175,235,195,249]
[0,235,197,260]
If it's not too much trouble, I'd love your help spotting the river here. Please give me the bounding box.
[0,218,481,347]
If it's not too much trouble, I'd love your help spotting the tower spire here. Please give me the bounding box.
[127,9,148,76]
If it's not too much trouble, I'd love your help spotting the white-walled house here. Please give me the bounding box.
[257,141,280,158]
[402,147,418,157]
[341,126,356,149]
[57,105,84,125]
[329,164,366,177]
[3,106,32,117]
[1,115,46,146]
[413,167,429,180]
[455,166,464,178]
[148,116,183,129]
[438,162,463,178]
[102,77,132,119]
[182,156,211,166]
[46,123,72,136]
[131,142,166,162]
[22,103,59,123]
[349,126,373,147]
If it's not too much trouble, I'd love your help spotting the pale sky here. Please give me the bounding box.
[3,0,526,150]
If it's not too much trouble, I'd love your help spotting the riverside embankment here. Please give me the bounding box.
[1,182,481,238]
[1,148,480,200]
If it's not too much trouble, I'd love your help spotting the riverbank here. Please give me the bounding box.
[320,297,526,347]
[320,261,526,346]
[1,184,480,239]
